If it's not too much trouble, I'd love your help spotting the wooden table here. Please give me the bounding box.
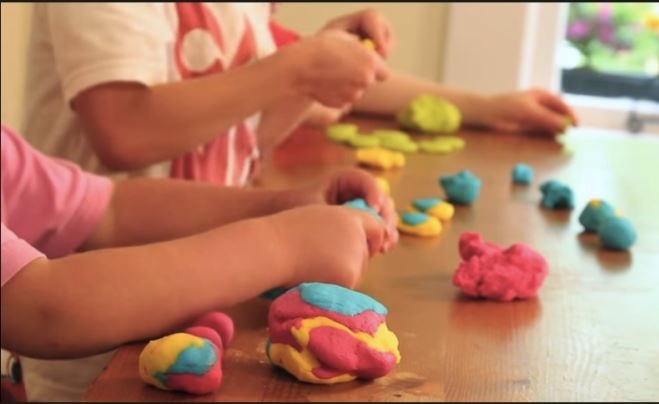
[84,116,659,402]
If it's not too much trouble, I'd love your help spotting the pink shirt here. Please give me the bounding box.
[1,125,113,287]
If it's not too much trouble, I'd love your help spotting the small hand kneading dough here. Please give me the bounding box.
[397,211,442,237]
[396,94,461,133]
[139,312,234,395]
[452,232,549,302]
[356,147,406,170]
[266,282,401,384]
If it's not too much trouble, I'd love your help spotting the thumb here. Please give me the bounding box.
[354,209,386,257]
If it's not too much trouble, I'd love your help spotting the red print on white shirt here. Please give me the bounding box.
[170,3,260,187]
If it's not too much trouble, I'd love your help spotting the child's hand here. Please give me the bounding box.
[478,89,579,136]
[320,168,398,252]
[320,8,395,59]
[269,204,387,289]
[283,29,389,109]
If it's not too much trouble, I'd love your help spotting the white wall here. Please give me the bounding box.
[273,2,449,82]
[1,2,33,129]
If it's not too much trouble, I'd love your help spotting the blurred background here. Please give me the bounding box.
[2,3,658,134]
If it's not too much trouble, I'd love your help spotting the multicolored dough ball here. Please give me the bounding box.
[397,211,442,237]
[539,180,574,209]
[578,199,618,232]
[139,312,234,395]
[396,94,461,134]
[452,232,549,302]
[266,282,401,384]
[355,147,406,170]
[408,197,454,221]
[438,170,481,205]
[326,123,358,143]
[512,163,534,185]
[598,216,637,251]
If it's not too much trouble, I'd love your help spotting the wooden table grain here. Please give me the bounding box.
[83,116,659,402]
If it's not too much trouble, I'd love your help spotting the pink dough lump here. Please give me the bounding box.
[452,232,549,302]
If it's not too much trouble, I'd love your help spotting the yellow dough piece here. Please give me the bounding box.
[396,212,442,237]
[417,136,465,153]
[356,147,406,170]
[348,134,381,149]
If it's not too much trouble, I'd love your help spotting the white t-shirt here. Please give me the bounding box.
[19,3,276,401]
[22,2,276,186]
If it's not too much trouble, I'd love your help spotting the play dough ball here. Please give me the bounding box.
[578,199,618,232]
[326,123,358,143]
[539,180,574,209]
[266,282,401,384]
[139,312,234,395]
[438,170,481,205]
[512,163,534,185]
[397,211,442,237]
[599,216,637,251]
[396,94,461,133]
[452,232,549,302]
[409,197,454,221]
[356,147,406,170]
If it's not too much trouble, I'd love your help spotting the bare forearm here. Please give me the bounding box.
[83,178,318,249]
[1,218,291,359]
[256,96,314,155]
[352,69,490,126]
[76,52,298,170]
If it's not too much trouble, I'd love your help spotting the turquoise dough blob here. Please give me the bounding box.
[344,198,382,220]
[396,94,461,133]
[578,199,617,232]
[598,216,637,251]
[438,170,481,205]
[539,180,575,209]
[512,163,534,185]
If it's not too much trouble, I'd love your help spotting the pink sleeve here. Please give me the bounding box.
[1,223,45,287]
[1,125,113,286]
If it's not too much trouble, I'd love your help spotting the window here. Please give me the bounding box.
[443,3,659,134]
[558,3,659,133]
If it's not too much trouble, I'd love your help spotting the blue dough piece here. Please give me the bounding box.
[401,211,429,226]
[539,180,574,209]
[578,199,617,232]
[411,197,442,212]
[297,282,388,316]
[344,198,382,220]
[512,163,534,185]
[599,217,637,251]
[438,170,481,205]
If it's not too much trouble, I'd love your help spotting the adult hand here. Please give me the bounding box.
[320,8,395,59]
[480,88,579,136]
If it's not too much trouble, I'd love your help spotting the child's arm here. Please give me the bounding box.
[1,204,386,360]
[73,31,386,171]
[351,70,579,135]
[82,167,397,250]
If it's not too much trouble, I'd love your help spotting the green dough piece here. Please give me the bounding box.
[348,134,381,148]
[380,136,419,153]
[372,129,411,144]
[326,123,358,143]
[417,136,465,153]
[397,94,461,133]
